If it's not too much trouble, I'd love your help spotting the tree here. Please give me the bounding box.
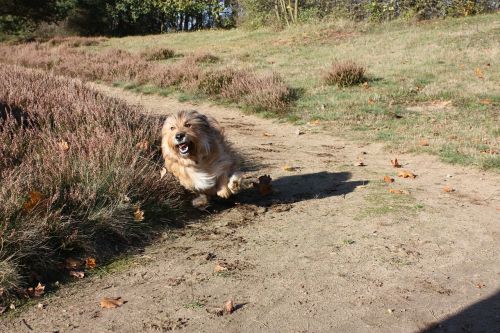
[0,0,73,32]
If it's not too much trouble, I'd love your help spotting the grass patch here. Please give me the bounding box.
[355,182,421,221]
[0,65,185,304]
[0,14,497,170]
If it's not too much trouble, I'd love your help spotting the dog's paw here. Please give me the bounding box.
[192,194,209,209]
[228,172,243,194]
[216,187,232,199]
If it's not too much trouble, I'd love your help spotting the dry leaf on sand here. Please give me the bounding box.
[383,176,394,183]
[283,165,299,171]
[388,188,406,195]
[214,263,228,273]
[100,297,125,309]
[391,158,402,168]
[397,170,417,179]
[253,175,273,196]
[442,186,455,193]
[223,300,234,314]
[419,139,429,146]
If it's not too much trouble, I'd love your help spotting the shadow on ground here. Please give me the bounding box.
[210,171,367,209]
[418,291,500,333]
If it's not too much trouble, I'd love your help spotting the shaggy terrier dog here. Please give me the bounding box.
[161,110,242,208]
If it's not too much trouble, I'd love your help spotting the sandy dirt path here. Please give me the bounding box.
[2,85,499,333]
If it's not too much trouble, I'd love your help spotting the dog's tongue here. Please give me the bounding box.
[179,143,189,153]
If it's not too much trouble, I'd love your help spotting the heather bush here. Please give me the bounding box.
[0,65,184,298]
[0,42,294,112]
[191,52,221,64]
[141,47,176,61]
[323,61,366,87]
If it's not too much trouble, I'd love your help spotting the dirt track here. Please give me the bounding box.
[2,85,499,333]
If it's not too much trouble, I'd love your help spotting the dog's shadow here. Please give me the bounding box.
[212,171,367,209]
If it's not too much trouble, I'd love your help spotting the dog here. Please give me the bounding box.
[161,110,242,208]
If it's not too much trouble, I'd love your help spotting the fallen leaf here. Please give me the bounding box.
[36,302,48,309]
[383,176,394,183]
[223,300,234,314]
[135,140,149,151]
[57,140,70,151]
[262,132,274,137]
[206,307,224,316]
[22,191,44,212]
[419,139,429,146]
[474,68,484,79]
[69,271,85,279]
[310,120,321,126]
[442,186,455,193]
[295,128,304,135]
[283,165,298,171]
[479,99,492,105]
[388,188,405,194]
[391,158,402,168]
[85,257,97,269]
[34,283,45,297]
[100,297,125,309]
[214,263,228,273]
[65,257,82,270]
[253,175,273,196]
[397,170,417,179]
[368,98,375,105]
[133,207,144,221]
[160,167,167,179]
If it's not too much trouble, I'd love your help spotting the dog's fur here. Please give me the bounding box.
[161,110,242,207]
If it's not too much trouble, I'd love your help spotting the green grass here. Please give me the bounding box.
[89,14,498,170]
[355,181,423,221]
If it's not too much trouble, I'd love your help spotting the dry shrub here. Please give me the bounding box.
[0,43,293,112]
[141,47,176,61]
[190,52,220,64]
[323,61,366,87]
[47,36,108,47]
[0,65,183,296]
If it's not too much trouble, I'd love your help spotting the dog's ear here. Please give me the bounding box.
[205,114,224,135]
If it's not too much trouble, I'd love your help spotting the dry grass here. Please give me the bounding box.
[141,47,175,61]
[323,61,366,87]
[0,42,293,112]
[0,65,184,299]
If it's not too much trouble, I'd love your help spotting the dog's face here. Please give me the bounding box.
[162,110,216,160]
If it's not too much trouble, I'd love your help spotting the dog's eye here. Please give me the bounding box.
[184,123,191,128]
[170,126,175,131]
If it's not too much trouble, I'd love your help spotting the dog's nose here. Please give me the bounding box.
[175,132,185,141]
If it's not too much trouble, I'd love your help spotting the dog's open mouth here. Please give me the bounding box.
[177,143,190,156]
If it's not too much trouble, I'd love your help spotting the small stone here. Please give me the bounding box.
[387,308,394,314]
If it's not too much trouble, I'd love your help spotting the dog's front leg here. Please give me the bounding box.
[216,174,232,199]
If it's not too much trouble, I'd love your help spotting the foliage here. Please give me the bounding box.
[323,61,366,87]
[235,0,498,27]
[0,64,184,295]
